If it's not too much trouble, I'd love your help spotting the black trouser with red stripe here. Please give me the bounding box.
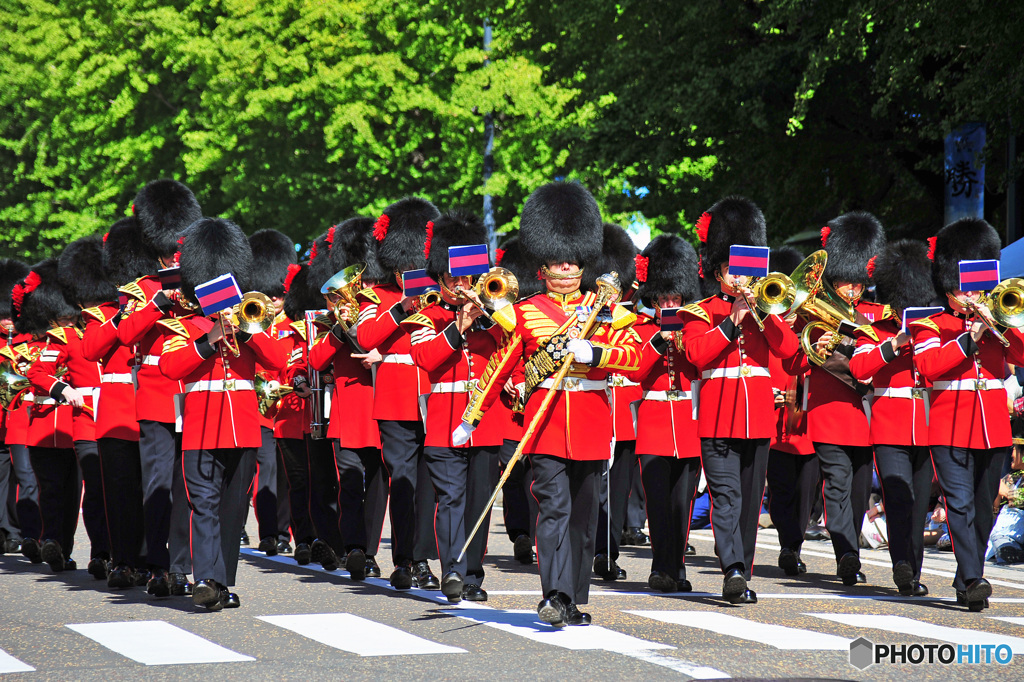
[138,420,191,574]
[29,446,80,556]
[334,443,388,554]
[74,440,109,559]
[640,454,700,580]
[766,449,820,553]
[874,444,934,580]
[378,420,437,566]
[815,442,873,564]
[498,438,535,542]
[276,437,314,544]
[98,437,144,567]
[597,439,637,561]
[306,435,346,553]
[252,426,281,543]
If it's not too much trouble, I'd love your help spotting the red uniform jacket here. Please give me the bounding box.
[2,336,34,446]
[768,352,814,455]
[28,325,100,442]
[274,319,313,441]
[25,335,75,449]
[0,336,13,441]
[464,290,641,461]
[626,316,700,458]
[681,293,799,439]
[850,315,930,447]
[82,303,140,441]
[159,317,287,450]
[404,302,504,449]
[356,284,429,422]
[116,276,185,423]
[910,309,1024,449]
[309,321,380,448]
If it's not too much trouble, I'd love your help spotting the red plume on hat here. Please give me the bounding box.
[11,283,25,315]
[309,241,319,262]
[927,236,937,261]
[423,221,434,260]
[373,214,390,241]
[326,226,336,247]
[820,226,831,247]
[866,255,877,279]
[695,212,711,243]
[634,254,649,283]
[23,271,41,295]
[495,248,505,265]
[284,263,301,294]
[697,255,703,279]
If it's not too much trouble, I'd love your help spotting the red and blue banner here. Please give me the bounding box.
[194,273,242,315]
[660,307,684,332]
[402,269,440,297]
[448,244,490,277]
[902,306,945,334]
[958,259,1000,292]
[728,245,770,278]
[158,266,181,290]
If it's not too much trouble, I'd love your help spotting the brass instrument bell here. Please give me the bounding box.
[231,292,276,335]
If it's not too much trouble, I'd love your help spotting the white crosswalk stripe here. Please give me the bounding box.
[0,648,34,674]
[65,621,255,665]
[809,614,1024,654]
[257,613,466,656]
[628,610,851,650]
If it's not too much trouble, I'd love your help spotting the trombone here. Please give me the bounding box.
[219,291,277,356]
[454,267,520,323]
[965,277,1024,347]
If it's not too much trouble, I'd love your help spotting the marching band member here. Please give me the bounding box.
[627,235,702,593]
[680,197,799,604]
[454,182,642,626]
[159,218,286,611]
[911,218,1024,611]
[850,240,937,596]
[0,258,32,556]
[783,213,885,586]
[115,179,201,597]
[357,198,441,591]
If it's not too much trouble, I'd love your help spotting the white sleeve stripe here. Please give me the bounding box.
[358,306,378,323]
[853,345,874,355]
[410,329,437,345]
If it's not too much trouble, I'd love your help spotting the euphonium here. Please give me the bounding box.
[320,264,365,329]
[254,374,295,416]
[0,361,31,410]
[231,291,276,335]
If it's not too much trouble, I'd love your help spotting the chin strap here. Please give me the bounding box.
[540,265,584,281]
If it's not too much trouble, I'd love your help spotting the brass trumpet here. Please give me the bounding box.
[255,374,295,416]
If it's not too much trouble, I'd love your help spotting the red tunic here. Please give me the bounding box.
[309,321,379,448]
[910,310,1024,449]
[25,335,75,449]
[768,353,814,455]
[680,293,799,439]
[626,316,700,458]
[274,319,313,441]
[356,284,429,422]
[82,304,140,441]
[159,317,287,450]
[2,336,33,446]
[29,326,100,442]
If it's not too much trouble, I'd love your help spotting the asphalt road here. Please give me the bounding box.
[2,513,1024,680]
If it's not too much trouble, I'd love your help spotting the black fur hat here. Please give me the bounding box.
[584,223,637,293]
[820,211,886,286]
[699,196,767,286]
[931,217,1002,295]
[59,236,117,306]
[14,259,77,336]
[178,218,253,306]
[249,229,296,298]
[0,258,30,320]
[769,246,805,276]
[872,240,937,313]
[496,238,544,299]
[519,182,603,271]
[373,197,440,280]
[636,235,701,308]
[283,264,320,322]
[103,217,160,288]
[424,210,489,283]
[305,232,336,300]
[329,217,388,284]
[133,179,202,259]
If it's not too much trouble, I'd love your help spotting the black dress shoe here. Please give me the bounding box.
[893,560,915,595]
[461,583,487,602]
[258,537,278,556]
[912,582,929,597]
[294,542,312,565]
[21,538,42,564]
[856,571,866,584]
[365,556,381,578]
[622,527,649,546]
[732,589,757,604]
[441,571,464,602]
[147,569,171,597]
[537,594,567,627]
[390,564,413,590]
[240,530,250,546]
[723,567,747,603]
[838,552,861,586]
[677,579,693,592]
[797,560,807,574]
[412,560,440,589]
[965,578,992,606]
[107,564,135,589]
[311,539,339,570]
[4,538,22,554]
[88,557,109,580]
[135,569,152,587]
[648,571,678,593]
[277,540,292,555]
[956,589,989,612]
[565,603,591,626]
[513,534,535,564]
[346,549,366,581]
[169,572,193,596]
[593,554,624,581]
[64,558,77,571]
[41,540,65,572]
[685,543,696,556]
[193,579,221,610]
[778,548,801,577]
[222,591,240,609]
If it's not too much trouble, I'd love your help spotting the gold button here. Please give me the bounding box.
[740,366,751,377]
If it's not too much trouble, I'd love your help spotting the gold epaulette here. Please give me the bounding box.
[680,300,711,324]
[881,304,894,320]
[610,304,636,330]
[313,314,333,330]
[855,324,879,342]
[290,320,307,341]
[0,346,17,362]
[46,327,68,344]
[119,279,148,303]
[82,306,107,324]
[491,305,517,333]
[401,312,435,329]
[156,318,191,338]
[161,336,188,354]
[909,317,940,334]
[356,287,380,305]
[14,343,31,359]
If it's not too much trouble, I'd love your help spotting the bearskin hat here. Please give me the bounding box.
[930,217,1002,295]
[424,210,489,283]
[248,229,296,298]
[0,258,30,320]
[636,235,701,308]
[329,217,388,285]
[133,179,202,259]
[496,238,544,299]
[102,217,160,288]
[820,212,886,286]
[373,197,440,281]
[584,223,637,294]
[519,182,603,271]
[283,264,320,322]
[769,246,805,277]
[305,232,336,300]
[14,259,77,337]
[871,240,937,313]
[178,218,253,306]
[699,196,767,287]
[59,236,117,306]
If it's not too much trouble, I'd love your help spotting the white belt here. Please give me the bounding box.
[101,373,134,384]
[538,377,606,392]
[431,380,475,394]
[382,354,414,365]
[701,366,771,380]
[644,389,692,402]
[184,379,255,393]
[932,379,1004,392]
[607,375,639,388]
[141,355,161,366]
[874,386,928,400]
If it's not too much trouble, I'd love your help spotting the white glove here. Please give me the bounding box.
[566,338,594,364]
[452,421,476,446]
